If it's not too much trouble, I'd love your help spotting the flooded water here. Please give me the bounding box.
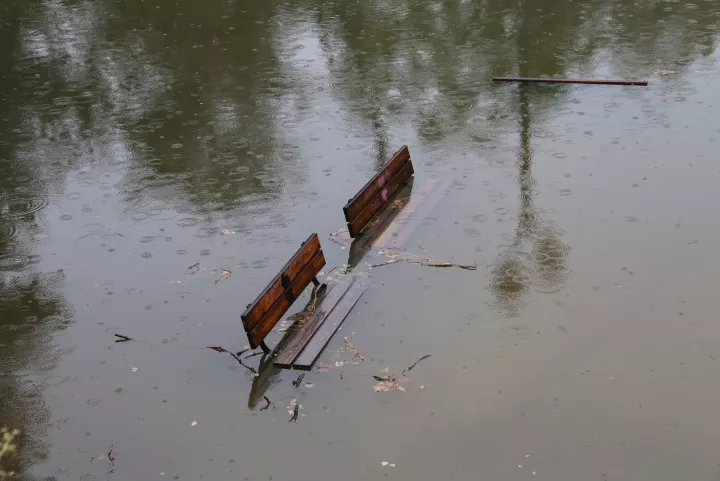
[2,0,720,479]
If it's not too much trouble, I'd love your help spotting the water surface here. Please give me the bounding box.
[2,0,720,479]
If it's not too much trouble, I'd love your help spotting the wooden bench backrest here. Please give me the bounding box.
[241,233,326,349]
[343,145,414,238]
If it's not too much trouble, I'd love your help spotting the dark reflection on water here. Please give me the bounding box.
[491,84,570,316]
[0,0,720,477]
[0,271,71,478]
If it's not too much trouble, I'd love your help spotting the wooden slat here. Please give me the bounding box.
[241,233,321,332]
[493,76,648,86]
[246,250,326,349]
[347,161,414,238]
[343,145,411,223]
[273,279,354,368]
[292,277,368,370]
[373,177,444,248]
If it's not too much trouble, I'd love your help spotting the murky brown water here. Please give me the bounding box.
[2,0,720,479]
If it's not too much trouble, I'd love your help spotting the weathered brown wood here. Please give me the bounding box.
[292,277,368,370]
[273,279,353,368]
[241,234,321,332]
[493,77,648,86]
[343,145,411,223]
[373,177,444,248]
[347,161,414,238]
[247,250,326,349]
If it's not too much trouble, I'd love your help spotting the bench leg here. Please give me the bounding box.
[260,341,272,355]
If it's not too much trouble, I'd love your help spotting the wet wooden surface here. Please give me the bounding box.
[347,161,414,238]
[241,233,321,332]
[343,145,412,235]
[372,177,445,248]
[492,76,648,86]
[246,249,326,349]
[292,277,367,370]
[273,279,353,368]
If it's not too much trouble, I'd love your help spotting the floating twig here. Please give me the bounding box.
[113,334,133,343]
[289,405,299,423]
[206,346,257,374]
[107,446,115,467]
[416,240,431,257]
[292,373,305,388]
[344,337,365,361]
[187,262,200,273]
[404,354,431,375]
[371,259,476,270]
[243,351,264,360]
[260,396,272,412]
[370,260,402,268]
[410,261,477,270]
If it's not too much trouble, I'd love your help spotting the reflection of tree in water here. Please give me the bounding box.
[313,0,720,147]
[3,0,305,227]
[108,0,293,218]
[0,4,73,479]
[0,272,71,479]
[490,85,569,316]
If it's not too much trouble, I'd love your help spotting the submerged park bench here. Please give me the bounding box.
[241,146,417,370]
[241,233,367,370]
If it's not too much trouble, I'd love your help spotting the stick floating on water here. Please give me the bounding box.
[493,77,648,86]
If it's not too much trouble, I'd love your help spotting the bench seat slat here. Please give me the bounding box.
[291,277,367,370]
[273,278,354,368]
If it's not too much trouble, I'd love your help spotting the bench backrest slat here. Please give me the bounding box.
[241,233,325,348]
[343,145,413,237]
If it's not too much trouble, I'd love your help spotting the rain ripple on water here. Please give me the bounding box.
[0,197,49,217]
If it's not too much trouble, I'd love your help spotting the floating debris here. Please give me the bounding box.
[292,374,305,388]
[205,346,257,374]
[288,399,300,423]
[113,334,133,343]
[373,355,431,392]
[215,269,232,284]
[369,247,476,271]
[344,337,365,361]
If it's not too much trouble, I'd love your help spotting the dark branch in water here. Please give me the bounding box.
[403,354,431,375]
[113,334,133,343]
[408,261,477,270]
[260,396,272,412]
[292,373,305,388]
[206,346,257,374]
